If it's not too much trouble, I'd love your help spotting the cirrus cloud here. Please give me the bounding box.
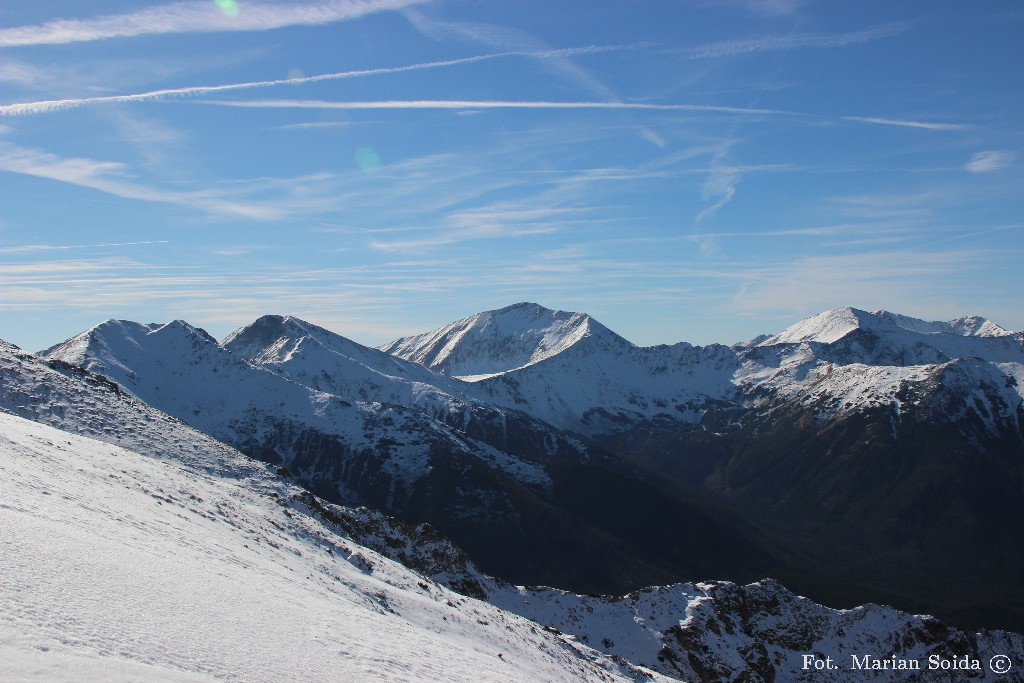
[0,0,426,48]
[966,150,1014,173]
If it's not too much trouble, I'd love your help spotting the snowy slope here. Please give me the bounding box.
[0,411,669,683]
[29,306,1024,635]
[0,339,250,472]
[38,328,704,596]
[468,339,739,435]
[0,338,538,584]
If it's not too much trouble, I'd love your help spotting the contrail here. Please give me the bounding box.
[198,99,791,116]
[841,116,971,131]
[0,46,632,116]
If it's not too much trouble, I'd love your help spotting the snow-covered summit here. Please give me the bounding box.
[379,302,631,379]
[42,317,226,387]
[761,307,1018,347]
[38,318,484,504]
[875,310,1015,338]
[759,307,870,346]
[223,313,467,395]
[225,315,407,373]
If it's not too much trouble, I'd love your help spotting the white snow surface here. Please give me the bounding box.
[0,411,668,683]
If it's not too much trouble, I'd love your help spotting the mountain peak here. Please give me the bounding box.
[379,303,626,378]
[222,314,304,361]
[760,307,1018,347]
[873,310,1014,338]
[222,314,383,369]
[759,307,869,346]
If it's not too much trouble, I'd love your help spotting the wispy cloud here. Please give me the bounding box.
[828,191,941,221]
[0,0,427,47]
[275,121,352,131]
[403,10,632,103]
[728,248,1004,320]
[0,256,469,345]
[334,5,658,147]
[0,60,52,87]
[681,22,908,59]
[367,205,579,252]
[0,47,633,117]
[696,147,740,222]
[966,150,1014,173]
[0,241,170,254]
[0,141,318,219]
[742,0,814,16]
[195,98,973,135]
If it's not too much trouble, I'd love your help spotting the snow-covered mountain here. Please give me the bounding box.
[378,302,626,379]
[382,304,1024,437]
[224,314,471,402]
[762,307,1018,347]
[41,319,501,505]
[32,304,1024,633]
[220,313,595,469]
[382,302,741,434]
[741,307,1024,424]
[4,343,1022,682]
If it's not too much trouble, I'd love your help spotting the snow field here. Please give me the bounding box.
[0,412,667,683]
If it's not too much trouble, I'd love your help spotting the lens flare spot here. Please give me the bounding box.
[355,147,381,173]
[214,0,240,17]
[287,68,305,83]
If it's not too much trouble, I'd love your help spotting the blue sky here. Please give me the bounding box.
[1,0,1021,351]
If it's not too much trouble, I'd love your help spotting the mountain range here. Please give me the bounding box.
[3,327,1022,682]
[36,302,1022,629]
